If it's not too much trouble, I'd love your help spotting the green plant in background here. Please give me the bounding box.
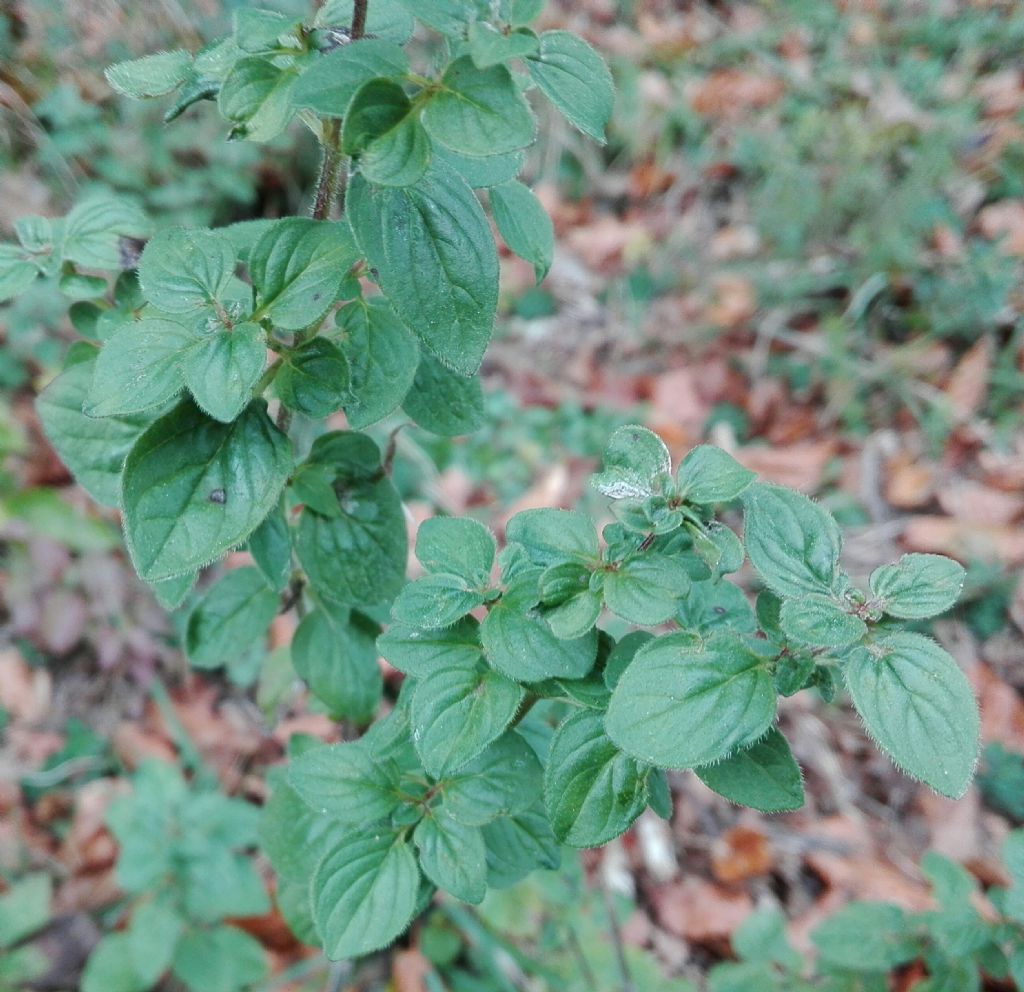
[0,874,51,991]
[710,830,1024,990]
[80,761,269,992]
[0,0,983,977]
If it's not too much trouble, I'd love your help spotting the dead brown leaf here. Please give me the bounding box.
[711,826,774,883]
[392,949,431,992]
[884,455,937,509]
[687,70,785,118]
[651,878,752,944]
[0,649,51,723]
[902,516,1024,567]
[937,480,1024,525]
[944,337,992,420]
[978,199,1024,255]
[735,442,836,491]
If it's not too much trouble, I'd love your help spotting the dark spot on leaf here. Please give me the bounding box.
[209,488,227,504]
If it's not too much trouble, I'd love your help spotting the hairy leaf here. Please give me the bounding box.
[606,632,776,768]
[844,631,979,798]
[121,400,291,581]
[312,832,419,959]
[347,167,497,375]
[694,728,804,812]
[544,711,647,847]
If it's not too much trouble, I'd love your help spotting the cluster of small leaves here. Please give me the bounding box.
[80,762,269,992]
[259,425,978,959]
[710,831,1024,991]
[26,0,613,690]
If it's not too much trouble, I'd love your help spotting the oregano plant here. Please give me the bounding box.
[8,0,982,970]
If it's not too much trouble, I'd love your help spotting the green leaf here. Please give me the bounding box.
[691,521,745,577]
[811,903,917,972]
[392,573,485,629]
[83,318,192,417]
[82,933,148,992]
[334,298,418,428]
[105,50,193,98]
[316,0,415,43]
[411,665,524,777]
[292,609,383,722]
[171,927,267,992]
[63,193,150,270]
[432,144,525,188]
[121,400,292,581]
[416,516,495,583]
[844,631,979,798]
[422,57,535,157]
[526,31,614,142]
[348,167,497,375]
[0,243,39,301]
[779,595,866,649]
[677,446,756,504]
[603,553,691,626]
[591,424,672,499]
[1003,831,1024,920]
[361,113,431,187]
[482,577,598,681]
[138,228,236,314]
[276,338,350,418]
[402,353,486,435]
[183,321,267,423]
[59,270,108,300]
[247,504,291,591]
[731,907,803,970]
[289,740,400,825]
[741,483,843,598]
[541,563,601,640]
[505,507,599,565]
[676,580,756,636]
[250,218,359,331]
[693,727,804,812]
[414,811,487,903]
[312,831,419,959]
[181,847,269,921]
[544,711,647,848]
[126,902,183,986]
[482,804,560,888]
[510,0,544,25]
[393,0,475,35]
[186,567,278,672]
[293,437,407,607]
[869,553,966,620]
[443,732,542,826]
[468,22,539,68]
[342,78,413,154]
[260,771,340,882]
[489,180,554,282]
[603,630,654,690]
[234,9,302,53]
[0,874,50,947]
[15,216,54,254]
[218,56,297,141]
[292,39,410,116]
[36,358,157,507]
[606,632,777,769]
[377,616,483,677]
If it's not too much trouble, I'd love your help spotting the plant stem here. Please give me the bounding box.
[350,0,368,38]
[309,0,368,221]
[599,875,636,992]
